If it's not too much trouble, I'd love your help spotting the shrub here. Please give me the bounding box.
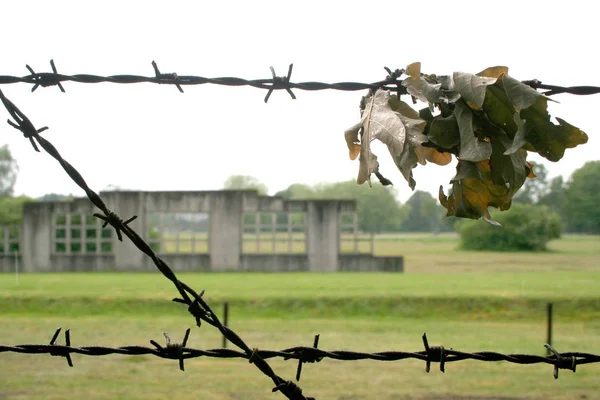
[458,203,561,251]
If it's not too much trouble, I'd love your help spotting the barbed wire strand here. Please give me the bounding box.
[1,62,599,398]
[0,60,599,102]
[0,88,312,400]
[2,329,598,380]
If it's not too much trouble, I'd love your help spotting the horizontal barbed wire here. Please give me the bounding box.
[2,329,598,380]
[0,60,598,102]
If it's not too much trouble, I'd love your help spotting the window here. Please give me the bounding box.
[242,212,306,254]
[0,226,20,254]
[53,213,113,254]
[146,213,209,254]
[340,212,373,254]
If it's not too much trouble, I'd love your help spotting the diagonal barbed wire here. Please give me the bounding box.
[0,60,598,102]
[2,329,598,381]
[1,63,599,398]
[0,88,312,400]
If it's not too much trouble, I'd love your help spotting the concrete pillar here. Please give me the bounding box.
[103,191,147,270]
[209,191,243,270]
[306,200,340,271]
[22,202,53,272]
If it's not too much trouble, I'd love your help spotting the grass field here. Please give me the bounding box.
[1,233,599,399]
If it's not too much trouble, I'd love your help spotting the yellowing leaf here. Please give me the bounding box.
[527,162,537,178]
[402,62,445,106]
[406,62,421,78]
[439,160,510,225]
[477,66,509,79]
[344,123,361,160]
[415,146,453,166]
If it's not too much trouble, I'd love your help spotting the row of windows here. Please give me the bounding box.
[53,214,113,254]
[48,211,366,255]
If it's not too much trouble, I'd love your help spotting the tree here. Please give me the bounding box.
[275,183,315,199]
[0,144,18,197]
[222,175,268,195]
[537,176,566,217]
[0,195,33,225]
[400,191,445,232]
[37,193,74,202]
[458,203,561,251]
[563,161,600,233]
[279,180,407,232]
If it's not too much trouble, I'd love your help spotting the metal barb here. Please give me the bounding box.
[93,212,137,242]
[383,66,405,99]
[264,64,296,103]
[48,327,73,367]
[151,60,184,93]
[544,344,577,379]
[149,329,190,371]
[295,334,322,381]
[26,60,65,92]
[422,333,445,373]
[0,88,48,152]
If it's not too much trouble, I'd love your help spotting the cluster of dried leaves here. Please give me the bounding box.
[344,63,588,224]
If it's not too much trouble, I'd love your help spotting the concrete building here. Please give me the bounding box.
[0,190,403,273]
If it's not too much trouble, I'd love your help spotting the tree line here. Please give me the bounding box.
[224,161,600,235]
[1,144,599,235]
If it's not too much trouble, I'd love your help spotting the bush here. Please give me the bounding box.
[458,203,561,251]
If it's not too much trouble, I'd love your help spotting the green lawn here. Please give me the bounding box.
[1,234,599,399]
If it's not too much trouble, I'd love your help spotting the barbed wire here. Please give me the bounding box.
[0,87,312,399]
[0,60,598,103]
[1,62,599,398]
[2,329,598,380]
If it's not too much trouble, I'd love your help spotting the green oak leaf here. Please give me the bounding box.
[455,101,492,162]
[519,97,588,162]
[489,133,530,199]
[428,114,460,149]
[494,74,588,161]
[482,83,519,140]
[452,72,497,109]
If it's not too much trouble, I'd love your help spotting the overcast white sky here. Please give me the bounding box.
[0,0,597,203]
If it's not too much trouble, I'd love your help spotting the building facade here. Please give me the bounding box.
[0,190,403,273]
